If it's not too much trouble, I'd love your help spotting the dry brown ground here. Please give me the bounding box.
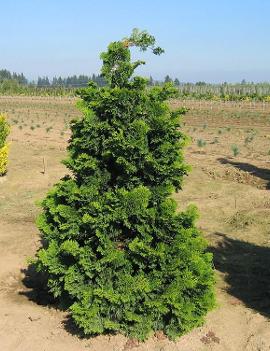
[0,96,270,351]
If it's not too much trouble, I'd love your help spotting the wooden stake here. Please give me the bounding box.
[42,156,46,174]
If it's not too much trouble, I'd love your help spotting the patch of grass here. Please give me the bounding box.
[197,139,206,148]
[231,144,240,157]
[227,211,255,229]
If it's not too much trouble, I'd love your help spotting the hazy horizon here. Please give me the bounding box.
[1,0,270,83]
[3,68,270,85]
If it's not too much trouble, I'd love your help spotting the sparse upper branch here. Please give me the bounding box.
[122,28,164,55]
[100,29,164,88]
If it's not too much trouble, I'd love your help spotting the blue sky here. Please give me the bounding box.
[1,0,269,82]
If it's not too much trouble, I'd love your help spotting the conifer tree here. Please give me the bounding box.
[164,74,173,83]
[33,29,215,341]
[174,78,180,86]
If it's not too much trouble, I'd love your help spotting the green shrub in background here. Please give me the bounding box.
[0,114,10,175]
[33,29,215,341]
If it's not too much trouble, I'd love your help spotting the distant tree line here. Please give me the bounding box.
[0,69,183,88]
[1,68,270,101]
[0,69,28,85]
[0,69,107,88]
[37,74,106,87]
[147,75,180,86]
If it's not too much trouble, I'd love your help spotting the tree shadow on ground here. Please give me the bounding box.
[210,233,270,317]
[218,158,270,189]
[20,264,56,307]
[20,265,99,338]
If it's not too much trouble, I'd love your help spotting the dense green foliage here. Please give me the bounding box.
[33,29,215,340]
[0,114,10,175]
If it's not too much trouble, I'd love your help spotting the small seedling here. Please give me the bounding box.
[231,144,240,157]
[244,135,254,145]
[197,139,206,148]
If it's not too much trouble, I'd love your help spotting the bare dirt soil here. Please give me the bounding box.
[0,96,270,351]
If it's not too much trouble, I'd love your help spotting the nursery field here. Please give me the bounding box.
[0,95,270,350]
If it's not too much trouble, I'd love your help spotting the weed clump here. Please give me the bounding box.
[231,144,240,157]
[227,211,255,229]
[197,139,207,148]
